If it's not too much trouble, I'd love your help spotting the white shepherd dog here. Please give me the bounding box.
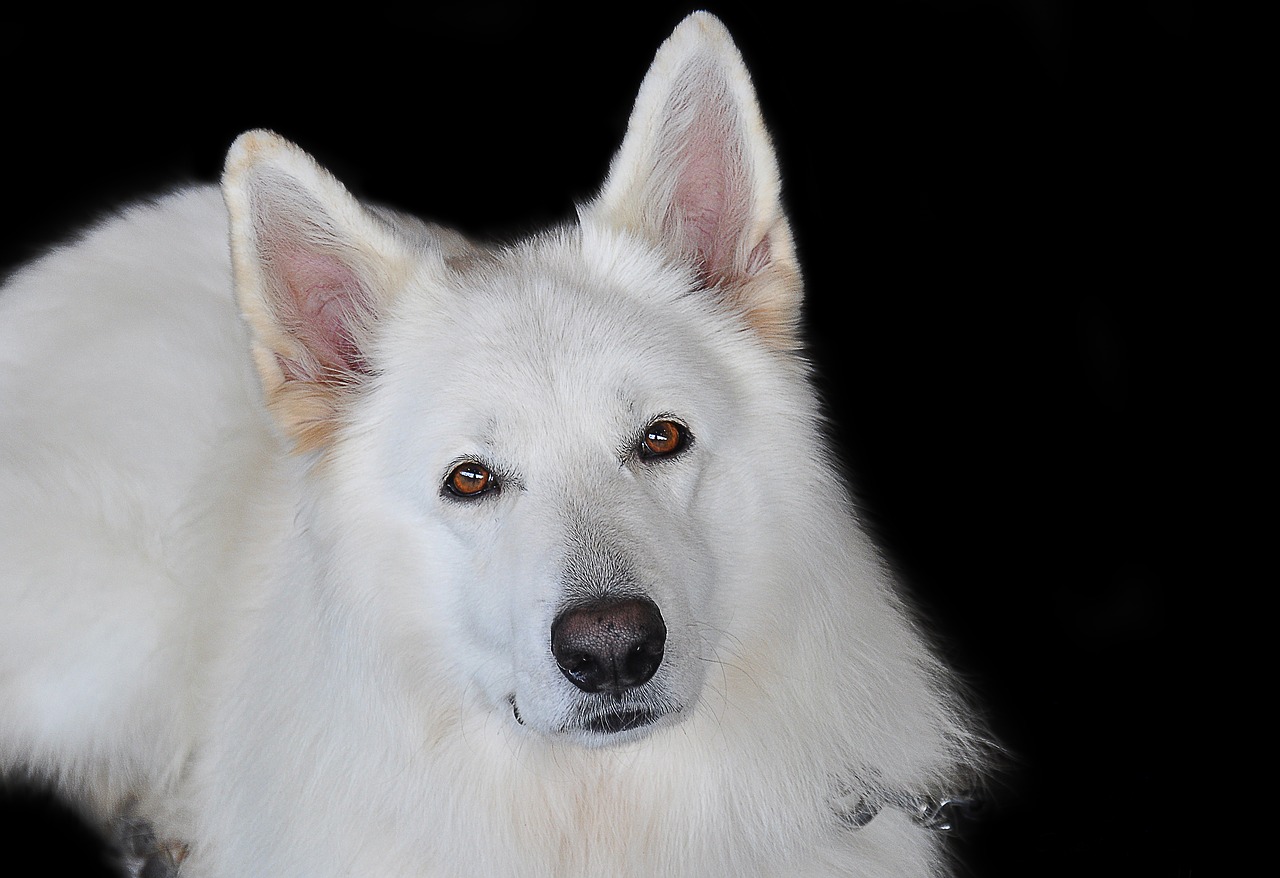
[0,13,987,878]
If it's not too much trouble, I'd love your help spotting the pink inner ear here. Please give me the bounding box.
[673,140,731,281]
[664,85,753,287]
[278,249,370,379]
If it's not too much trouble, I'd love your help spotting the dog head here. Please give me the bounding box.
[221,13,805,746]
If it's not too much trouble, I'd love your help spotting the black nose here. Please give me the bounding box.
[551,597,666,694]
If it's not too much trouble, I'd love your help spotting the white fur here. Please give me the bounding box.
[1,14,985,877]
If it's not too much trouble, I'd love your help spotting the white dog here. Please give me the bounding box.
[0,13,987,877]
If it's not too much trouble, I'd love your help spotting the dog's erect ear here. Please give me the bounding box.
[222,130,413,452]
[589,13,802,350]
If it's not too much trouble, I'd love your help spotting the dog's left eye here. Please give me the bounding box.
[640,419,690,460]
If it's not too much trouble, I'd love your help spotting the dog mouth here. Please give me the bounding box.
[509,696,673,737]
[581,707,659,734]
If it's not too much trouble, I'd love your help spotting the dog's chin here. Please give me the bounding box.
[508,695,681,746]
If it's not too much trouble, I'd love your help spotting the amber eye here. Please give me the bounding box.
[445,461,495,498]
[640,419,688,459]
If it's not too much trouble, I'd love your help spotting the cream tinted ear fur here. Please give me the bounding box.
[222,130,414,451]
[588,13,802,349]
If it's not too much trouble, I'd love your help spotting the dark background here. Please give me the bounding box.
[1,3,1206,875]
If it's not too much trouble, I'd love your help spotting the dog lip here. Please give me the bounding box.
[582,707,660,734]
[511,696,678,736]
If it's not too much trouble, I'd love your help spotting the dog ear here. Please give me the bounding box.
[589,13,802,350]
[222,130,413,452]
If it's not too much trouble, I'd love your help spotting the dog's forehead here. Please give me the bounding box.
[374,234,740,452]
[401,238,718,397]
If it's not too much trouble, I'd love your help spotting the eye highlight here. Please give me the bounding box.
[639,418,690,460]
[444,460,496,498]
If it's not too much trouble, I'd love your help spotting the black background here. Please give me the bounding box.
[1,3,1207,875]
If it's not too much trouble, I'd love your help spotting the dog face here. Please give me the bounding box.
[369,241,735,743]
[221,13,804,746]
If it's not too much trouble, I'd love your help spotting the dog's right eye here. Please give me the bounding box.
[639,418,690,461]
[444,461,496,498]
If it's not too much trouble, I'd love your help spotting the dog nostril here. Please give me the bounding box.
[550,597,666,694]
